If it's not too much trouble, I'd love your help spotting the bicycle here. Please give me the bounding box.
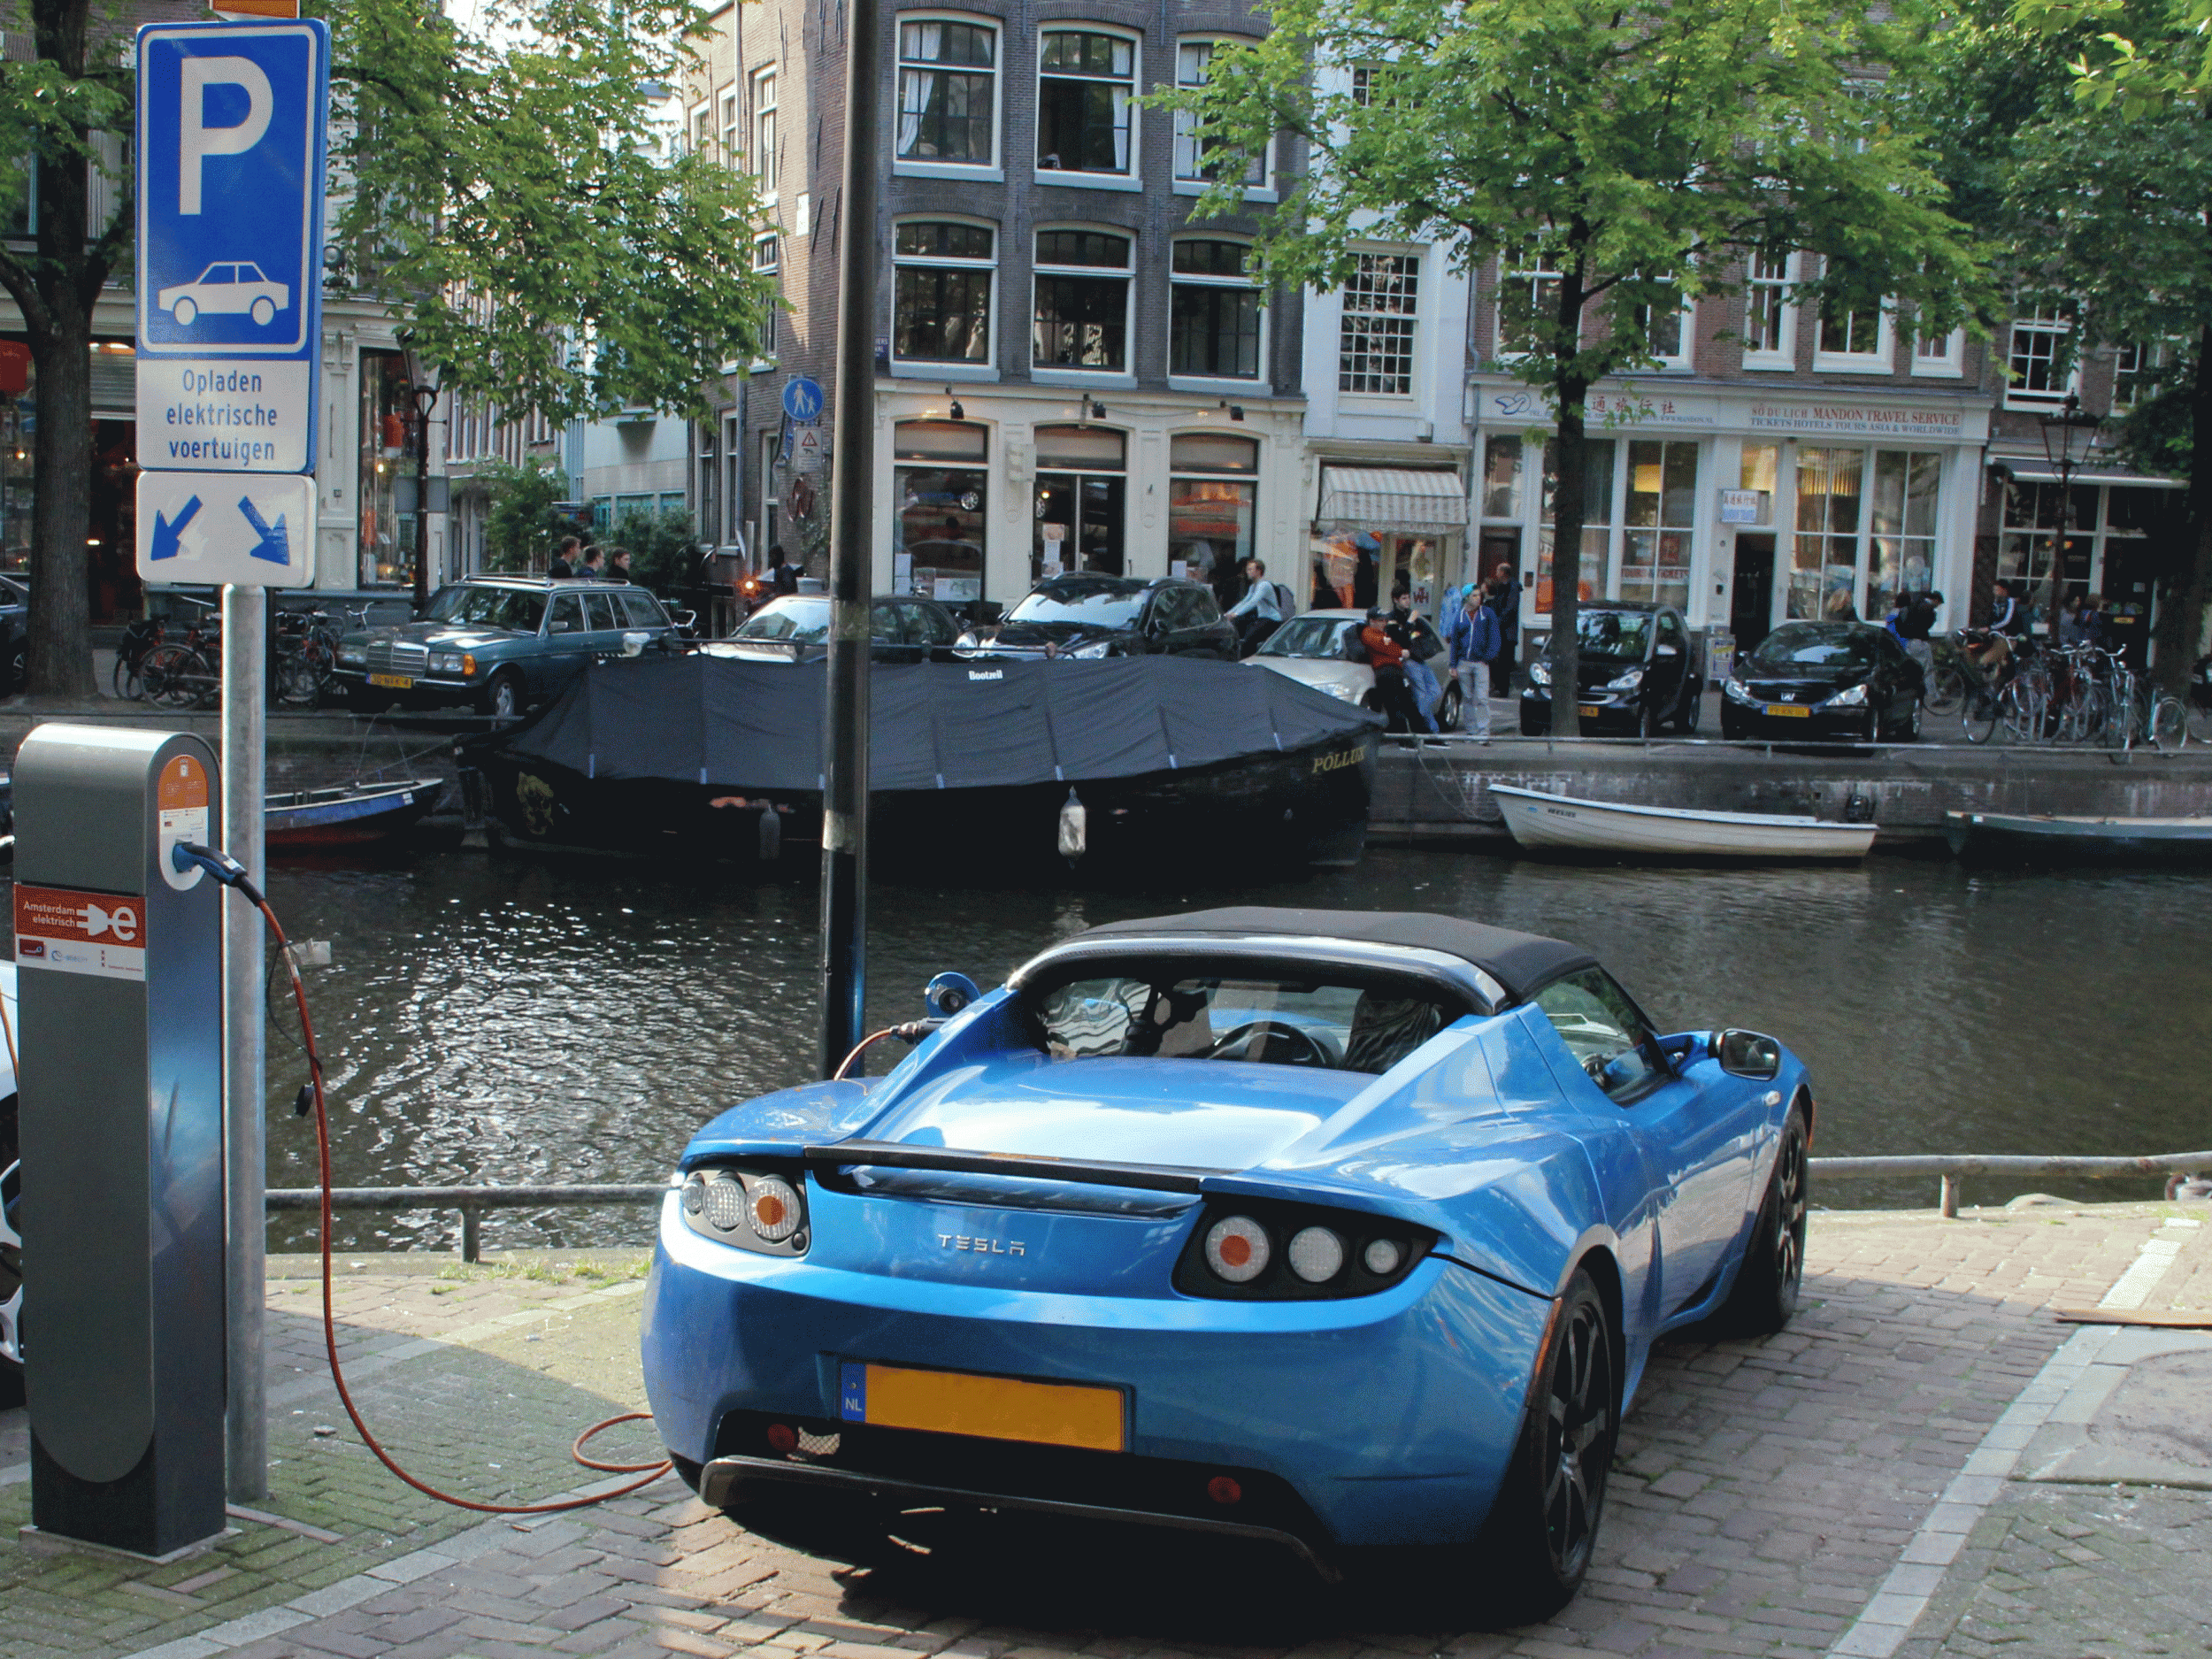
[138,597,222,710]
[2186,652,2212,747]
[2101,648,2186,752]
[272,603,369,707]
[1946,628,2019,744]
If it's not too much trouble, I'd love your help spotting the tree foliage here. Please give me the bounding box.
[1159,0,1989,729]
[606,505,698,594]
[480,455,571,572]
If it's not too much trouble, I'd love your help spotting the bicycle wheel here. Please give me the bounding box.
[273,650,323,707]
[1924,666,1967,718]
[140,643,206,709]
[111,652,144,702]
[2152,695,2187,751]
[2000,680,2041,744]
[1964,685,2001,745]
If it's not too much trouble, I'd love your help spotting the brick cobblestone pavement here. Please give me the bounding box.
[1,1206,2207,1659]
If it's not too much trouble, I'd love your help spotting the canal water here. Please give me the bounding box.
[246,845,2212,1251]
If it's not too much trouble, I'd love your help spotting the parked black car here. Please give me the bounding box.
[703,594,962,664]
[1520,603,1703,735]
[0,574,27,691]
[954,574,1238,661]
[1720,620,1925,742]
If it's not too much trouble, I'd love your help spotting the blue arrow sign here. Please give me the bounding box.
[238,495,288,564]
[782,378,824,424]
[148,495,204,561]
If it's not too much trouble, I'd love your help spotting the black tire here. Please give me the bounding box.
[1476,1266,1617,1622]
[1963,686,2000,745]
[5,640,23,693]
[1438,681,1463,733]
[142,643,212,710]
[483,670,525,719]
[1714,1105,1809,1336]
[1675,680,1702,734]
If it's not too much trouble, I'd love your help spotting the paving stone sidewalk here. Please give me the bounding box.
[2,1205,2208,1659]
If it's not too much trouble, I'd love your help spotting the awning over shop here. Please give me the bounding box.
[1316,466,1468,534]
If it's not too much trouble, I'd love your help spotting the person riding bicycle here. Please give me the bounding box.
[1966,580,2023,689]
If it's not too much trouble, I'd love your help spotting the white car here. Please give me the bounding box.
[158,262,290,327]
[0,963,20,1404]
[1247,607,1463,730]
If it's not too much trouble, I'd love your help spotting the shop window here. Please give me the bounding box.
[2005,308,2076,409]
[1790,447,1863,620]
[752,68,779,197]
[1173,42,1266,190]
[1033,422,1125,580]
[1743,250,1795,367]
[1168,432,1257,603]
[1169,239,1260,380]
[1037,30,1136,176]
[896,18,998,168]
[1535,438,1614,615]
[1999,477,2098,619]
[357,349,417,589]
[1621,440,1696,608]
[1033,229,1132,372]
[1869,450,1941,620]
[1339,251,1417,395]
[895,419,988,603]
[1494,245,1559,359]
[895,220,995,365]
[1481,434,1522,520]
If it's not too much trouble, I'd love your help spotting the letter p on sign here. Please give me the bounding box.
[179,56,272,213]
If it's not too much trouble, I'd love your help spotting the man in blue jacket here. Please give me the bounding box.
[1444,582,1502,742]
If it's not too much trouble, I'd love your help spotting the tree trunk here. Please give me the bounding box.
[1545,257,1591,738]
[2152,318,2212,699]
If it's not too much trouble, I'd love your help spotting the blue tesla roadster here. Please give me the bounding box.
[641,908,1812,1615]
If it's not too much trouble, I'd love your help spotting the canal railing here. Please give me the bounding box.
[269,1151,2212,1260]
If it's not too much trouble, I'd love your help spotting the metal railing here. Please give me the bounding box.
[266,1151,2212,1256]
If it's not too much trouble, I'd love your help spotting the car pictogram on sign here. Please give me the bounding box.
[157,261,290,327]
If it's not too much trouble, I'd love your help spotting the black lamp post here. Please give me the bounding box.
[403,350,441,615]
[2037,392,2101,649]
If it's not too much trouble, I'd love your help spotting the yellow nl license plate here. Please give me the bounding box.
[1763,703,1810,718]
[1578,703,1601,718]
[368,672,413,689]
[839,1362,1125,1452]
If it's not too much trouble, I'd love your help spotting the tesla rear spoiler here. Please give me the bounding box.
[803,1140,1226,1194]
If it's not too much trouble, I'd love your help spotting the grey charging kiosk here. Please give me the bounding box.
[15,723,226,1558]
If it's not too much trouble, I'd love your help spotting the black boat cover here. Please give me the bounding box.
[472,655,1380,793]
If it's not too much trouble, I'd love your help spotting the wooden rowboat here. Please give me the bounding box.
[265,779,445,849]
[1489,783,1878,860]
[1946,810,2212,863]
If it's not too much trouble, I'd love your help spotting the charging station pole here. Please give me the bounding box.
[133,18,330,1505]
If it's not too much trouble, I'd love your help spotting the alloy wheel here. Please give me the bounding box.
[1772,1123,1808,1294]
[1540,1299,1614,1579]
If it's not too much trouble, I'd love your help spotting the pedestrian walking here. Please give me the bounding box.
[1488,563,1520,696]
[1359,608,1421,733]
[770,546,800,596]
[549,535,580,580]
[1445,582,1502,742]
[1225,557,1292,656]
[1390,595,1445,733]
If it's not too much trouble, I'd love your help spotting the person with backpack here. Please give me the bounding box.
[1226,557,1292,656]
[1445,582,1502,742]
[1389,593,1446,733]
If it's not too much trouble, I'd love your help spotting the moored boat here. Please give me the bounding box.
[1489,783,1878,860]
[1946,810,2212,864]
[266,779,446,849]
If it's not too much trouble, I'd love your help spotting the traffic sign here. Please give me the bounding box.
[792,424,826,475]
[135,472,316,587]
[134,20,329,474]
[782,378,824,424]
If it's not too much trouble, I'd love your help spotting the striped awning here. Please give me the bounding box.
[1315,466,1468,534]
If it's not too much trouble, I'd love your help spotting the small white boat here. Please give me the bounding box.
[1488,784,1878,860]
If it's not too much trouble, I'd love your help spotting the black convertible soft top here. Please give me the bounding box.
[1078,907,1597,1002]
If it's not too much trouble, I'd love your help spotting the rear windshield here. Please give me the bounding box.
[1034,973,1455,1074]
[426,587,547,632]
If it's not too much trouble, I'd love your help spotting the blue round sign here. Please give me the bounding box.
[781,378,825,423]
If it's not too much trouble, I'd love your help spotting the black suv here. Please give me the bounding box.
[1520,602,1703,736]
[953,574,1238,661]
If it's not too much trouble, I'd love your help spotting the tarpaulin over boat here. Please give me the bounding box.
[470,655,1381,793]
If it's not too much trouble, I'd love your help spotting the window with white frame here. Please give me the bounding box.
[894,220,995,365]
[719,88,739,170]
[752,231,780,274]
[1339,251,1418,395]
[1037,31,1136,176]
[752,69,778,196]
[1633,279,1692,368]
[2005,308,2075,408]
[1911,317,1964,378]
[1743,250,1795,366]
[1173,41,1265,189]
[690,104,713,160]
[1169,239,1260,380]
[1033,228,1133,371]
[1494,245,1561,358]
[896,19,998,167]
[2113,342,2164,411]
[1815,284,1891,369]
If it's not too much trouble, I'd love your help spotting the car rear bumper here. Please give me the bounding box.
[641,1196,1550,1548]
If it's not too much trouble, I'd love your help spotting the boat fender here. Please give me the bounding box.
[1058,787,1087,863]
[758,802,782,863]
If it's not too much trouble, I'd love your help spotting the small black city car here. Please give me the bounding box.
[1520,603,1703,736]
[708,594,963,664]
[1719,620,1925,742]
[953,574,1239,661]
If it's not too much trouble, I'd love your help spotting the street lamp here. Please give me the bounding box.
[403,349,441,615]
[2037,391,2101,650]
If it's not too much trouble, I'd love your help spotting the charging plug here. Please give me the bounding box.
[173,841,265,906]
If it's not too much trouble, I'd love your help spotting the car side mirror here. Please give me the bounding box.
[926,972,982,1018]
[1655,643,1679,657]
[1713,1028,1781,1079]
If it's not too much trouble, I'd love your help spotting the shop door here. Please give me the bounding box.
[1731,534,1777,652]
[1034,473,1125,582]
[1479,530,1520,594]
[2101,541,2159,673]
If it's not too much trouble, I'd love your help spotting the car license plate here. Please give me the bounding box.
[1577,703,1601,718]
[1763,703,1810,718]
[838,1361,1125,1452]
[368,673,413,690]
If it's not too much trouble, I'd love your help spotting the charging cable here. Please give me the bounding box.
[174,843,672,1513]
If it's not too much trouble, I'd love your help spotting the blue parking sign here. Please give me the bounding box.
[134,20,328,475]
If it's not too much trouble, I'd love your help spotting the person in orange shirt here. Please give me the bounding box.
[1358,609,1418,732]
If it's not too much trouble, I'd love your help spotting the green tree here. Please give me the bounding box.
[479,455,570,572]
[607,505,697,595]
[1159,0,1988,730]
[0,0,778,697]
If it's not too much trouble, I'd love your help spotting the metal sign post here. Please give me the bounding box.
[134,18,330,1506]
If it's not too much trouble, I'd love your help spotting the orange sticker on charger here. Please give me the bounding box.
[157,755,209,811]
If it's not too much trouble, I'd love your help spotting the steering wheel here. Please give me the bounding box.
[1205,1020,1333,1068]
